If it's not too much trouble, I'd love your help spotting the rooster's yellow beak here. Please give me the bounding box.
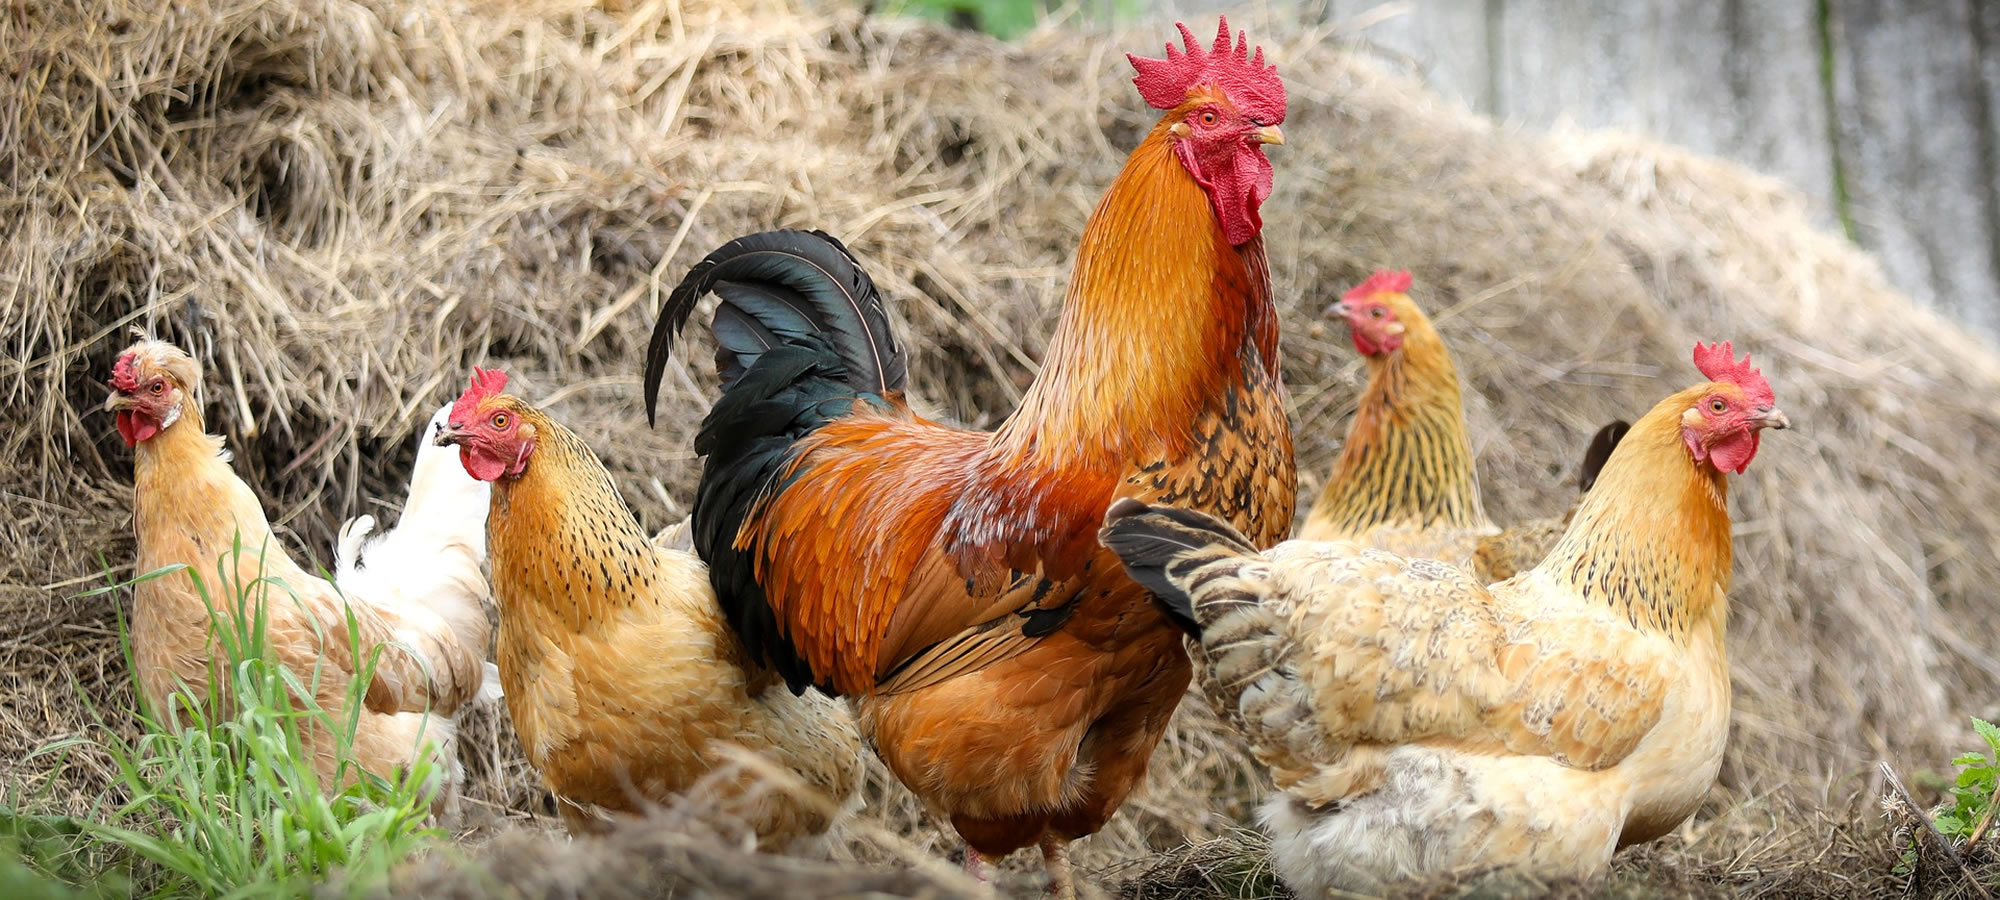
[1251,125,1285,146]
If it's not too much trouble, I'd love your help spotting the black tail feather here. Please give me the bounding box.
[643,229,906,426]
[1576,419,1631,494]
[1098,499,1260,637]
[686,336,863,693]
[643,229,910,694]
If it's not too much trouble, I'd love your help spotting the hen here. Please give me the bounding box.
[334,402,502,709]
[107,341,491,812]
[437,370,863,846]
[1102,341,1787,892]
[1301,270,1627,581]
[640,18,1295,894]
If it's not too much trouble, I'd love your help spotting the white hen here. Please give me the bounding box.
[334,403,503,813]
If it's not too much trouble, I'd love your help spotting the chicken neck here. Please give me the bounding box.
[129,405,282,568]
[486,412,657,632]
[1307,329,1485,537]
[1532,388,1734,641]
[993,121,1278,470]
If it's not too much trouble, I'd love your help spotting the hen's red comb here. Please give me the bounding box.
[1343,269,1413,301]
[1128,16,1286,125]
[450,367,508,421]
[1693,341,1774,407]
[109,352,140,392]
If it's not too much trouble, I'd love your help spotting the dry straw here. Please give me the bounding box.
[4,0,1998,895]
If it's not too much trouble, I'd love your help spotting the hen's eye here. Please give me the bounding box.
[149,380,165,395]
[1369,307,1386,319]
[1201,111,1217,126]
[491,412,509,429]
[1709,399,1726,413]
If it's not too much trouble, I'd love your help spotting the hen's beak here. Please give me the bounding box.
[1251,125,1285,146]
[1323,300,1352,320]
[434,422,469,447]
[1752,406,1791,431]
[104,390,135,412]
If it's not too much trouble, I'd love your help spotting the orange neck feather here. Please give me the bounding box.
[130,405,249,522]
[132,403,219,474]
[1307,310,1484,535]
[486,406,657,632]
[995,115,1277,469]
[1536,386,1735,640]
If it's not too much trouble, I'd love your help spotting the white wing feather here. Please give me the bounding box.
[334,403,498,703]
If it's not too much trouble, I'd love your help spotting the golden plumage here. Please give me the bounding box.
[476,398,863,846]
[1102,380,1763,892]
[117,341,488,810]
[1302,288,1622,582]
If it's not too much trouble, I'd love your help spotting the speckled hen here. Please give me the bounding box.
[1103,342,1788,893]
[438,371,862,847]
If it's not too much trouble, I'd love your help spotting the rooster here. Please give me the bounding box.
[106,341,492,812]
[1101,341,1788,892]
[1301,270,1627,582]
[639,18,1294,895]
[436,370,863,846]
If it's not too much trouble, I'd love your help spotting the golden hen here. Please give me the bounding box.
[1102,341,1788,892]
[1301,270,1627,582]
[108,340,492,813]
[437,370,863,847]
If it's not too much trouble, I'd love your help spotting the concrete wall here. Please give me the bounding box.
[1168,0,2000,338]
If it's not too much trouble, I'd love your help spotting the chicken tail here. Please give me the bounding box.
[336,403,495,715]
[1098,498,1261,637]
[1576,419,1631,494]
[646,232,911,692]
[1100,500,1323,767]
[642,229,907,427]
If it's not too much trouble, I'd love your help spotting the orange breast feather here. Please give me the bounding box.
[745,410,1124,696]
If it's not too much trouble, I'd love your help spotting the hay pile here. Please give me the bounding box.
[5,0,2000,895]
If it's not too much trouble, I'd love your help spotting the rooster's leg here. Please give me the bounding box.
[963,848,996,883]
[1040,836,1076,900]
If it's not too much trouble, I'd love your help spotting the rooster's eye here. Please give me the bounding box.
[1200,111,1217,126]
[1709,399,1727,414]
[491,412,509,429]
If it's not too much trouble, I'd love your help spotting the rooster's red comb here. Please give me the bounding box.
[1693,341,1774,407]
[109,352,141,392]
[1343,269,1413,301]
[1128,16,1286,125]
[450,367,509,421]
